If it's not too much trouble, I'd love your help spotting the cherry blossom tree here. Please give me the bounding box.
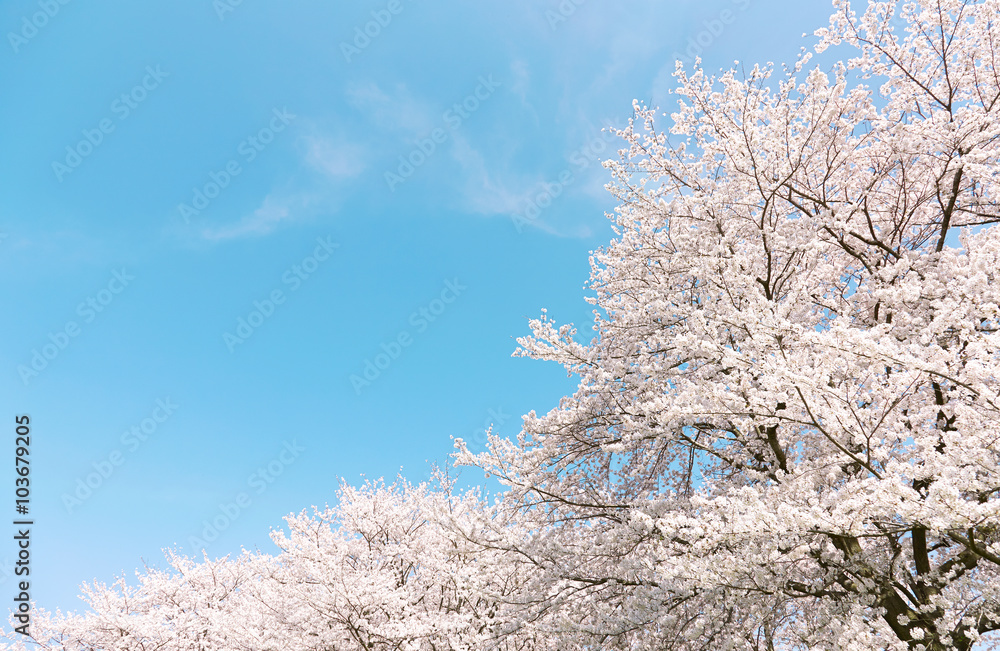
[456,0,1000,648]
[3,476,543,650]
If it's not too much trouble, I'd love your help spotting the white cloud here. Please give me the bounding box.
[509,59,539,125]
[448,135,601,239]
[305,136,367,179]
[449,135,525,217]
[188,132,366,243]
[346,81,436,135]
[198,194,302,242]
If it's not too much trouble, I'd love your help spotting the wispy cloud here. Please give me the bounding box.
[305,136,367,180]
[449,135,524,217]
[449,135,599,239]
[190,133,365,242]
[346,82,436,135]
[198,194,302,242]
[509,59,539,125]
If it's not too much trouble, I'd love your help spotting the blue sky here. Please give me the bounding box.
[0,0,835,615]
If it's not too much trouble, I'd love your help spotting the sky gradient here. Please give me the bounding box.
[1,0,837,615]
